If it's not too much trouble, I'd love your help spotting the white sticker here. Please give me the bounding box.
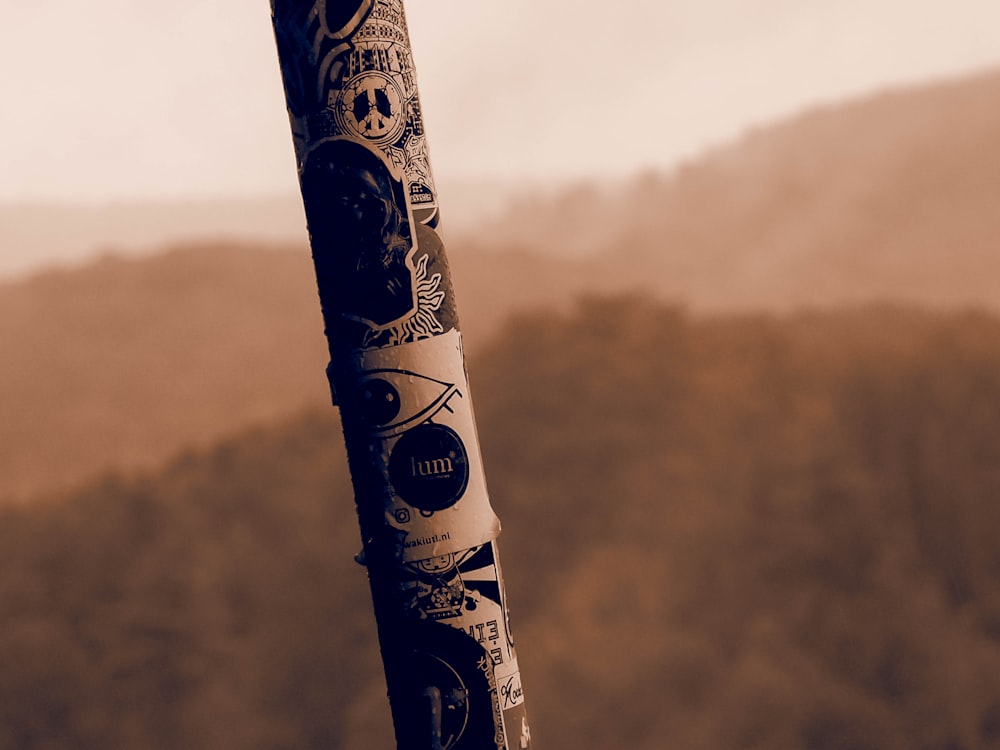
[349,329,500,560]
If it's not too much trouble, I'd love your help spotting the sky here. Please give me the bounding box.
[1,0,1000,205]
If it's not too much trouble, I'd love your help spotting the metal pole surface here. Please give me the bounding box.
[268,3,533,748]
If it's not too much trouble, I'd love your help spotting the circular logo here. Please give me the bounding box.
[388,424,469,512]
[337,71,406,144]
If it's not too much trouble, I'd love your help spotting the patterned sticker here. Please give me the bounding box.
[273,0,440,224]
[342,329,501,560]
[300,137,455,348]
[394,542,526,750]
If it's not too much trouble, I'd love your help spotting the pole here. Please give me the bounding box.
[268,3,533,748]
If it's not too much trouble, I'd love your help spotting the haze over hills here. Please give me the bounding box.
[0,198,307,280]
[464,66,1000,311]
[0,178,522,282]
[2,67,999,503]
[7,65,1000,294]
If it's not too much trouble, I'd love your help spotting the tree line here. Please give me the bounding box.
[2,297,999,749]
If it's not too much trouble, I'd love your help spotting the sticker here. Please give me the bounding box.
[341,329,500,560]
[399,545,515,665]
[385,619,504,750]
[388,423,470,512]
[277,1,457,347]
[301,137,451,349]
[274,0,440,225]
[337,70,407,145]
[391,542,527,749]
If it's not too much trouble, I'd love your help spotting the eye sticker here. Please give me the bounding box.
[350,329,502,560]
[352,368,462,437]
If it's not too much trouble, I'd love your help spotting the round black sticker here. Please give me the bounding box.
[388,424,470,512]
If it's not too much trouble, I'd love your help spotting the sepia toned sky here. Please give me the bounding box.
[2,0,1000,203]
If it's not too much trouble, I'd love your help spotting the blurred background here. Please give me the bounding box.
[3,1,1000,748]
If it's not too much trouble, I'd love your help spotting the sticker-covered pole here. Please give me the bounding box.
[268,2,532,748]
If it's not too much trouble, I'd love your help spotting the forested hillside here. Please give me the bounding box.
[0,245,326,502]
[5,68,1000,504]
[3,299,999,749]
[0,241,641,503]
[4,66,1000,749]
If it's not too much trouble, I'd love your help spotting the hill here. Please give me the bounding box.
[3,67,1000,502]
[0,198,307,280]
[459,67,1000,311]
[0,179,517,282]
[0,240,640,503]
[2,300,1000,748]
[0,244,329,502]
